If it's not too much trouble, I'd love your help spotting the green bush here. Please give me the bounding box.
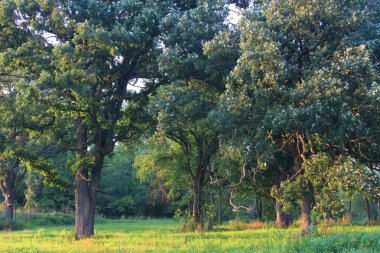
[8,211,75,228]
[28,212,74,226]
[0,218,26,231]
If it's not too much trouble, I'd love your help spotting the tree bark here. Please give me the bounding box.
[300,191,313,234]
[74,156,105,239]
[275,201,289,228]
[293,151,314,234]
[74,116,104,239]
[2,169,16,222]
[192,180,203,225]
[256,199,263,221]
[4,192,15,222]
[74,170,94,239]
[348,197,352,216]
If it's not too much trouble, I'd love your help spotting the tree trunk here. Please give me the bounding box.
[300,192,313,234]
[348,197,352,216]
[218,188,222,225]
[74,116,104,239]
[365,196,371,222]
[2,169,16,222]
[256,199,263,221]
[293,152,314,234]
[74,170,94,239]
[74,154,103,240]
[4,192,15,222]
[192,180,202,225]
[377,200,380,221]
[275,201,289,228]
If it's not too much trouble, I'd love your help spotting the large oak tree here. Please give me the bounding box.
[7,0,177,238]
[227,0,380,232]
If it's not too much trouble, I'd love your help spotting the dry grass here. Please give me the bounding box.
[229,220,271,230]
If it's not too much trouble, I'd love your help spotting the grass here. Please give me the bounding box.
[0,218,378,252]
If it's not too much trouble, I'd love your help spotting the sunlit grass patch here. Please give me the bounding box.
[0,219,378,252]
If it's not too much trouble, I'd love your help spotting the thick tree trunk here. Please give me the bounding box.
[293,151,314,234]
[4,192,15,222]
[74,116,104,239]
[74,172,94,239]
[275,201,289,228]
[74,163,103,239]
[377,201,380,221]
[300,192,313,234]
[192,180,203,225]
[2,169,16,222]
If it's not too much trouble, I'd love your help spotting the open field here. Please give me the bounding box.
[0,219,378,252]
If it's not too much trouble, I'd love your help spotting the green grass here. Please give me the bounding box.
[0,219,378,252]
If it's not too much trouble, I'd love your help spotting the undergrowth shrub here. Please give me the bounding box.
[174,205,217,232]
[305,212,318,237]
[5,211,75,228]
[341,214,351,225]
[229,220,270,230]
[0,218,26,231]
[27,212,74,226]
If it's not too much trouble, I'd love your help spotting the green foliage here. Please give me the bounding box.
[150,3,237,218]
[160,0,230,90]
[306,211,318,237]
[0,211,75,231]
[234,210,252,223]
[98,144,174,218]
[24,212,75,227]
[0,218,25,231]
[135,138,190,197]
[174,204,217,232]
[0,0,379,235]
[21,152,75,213]
[202,204,217,228]
[272,153,380,220]
[221,0,380,230]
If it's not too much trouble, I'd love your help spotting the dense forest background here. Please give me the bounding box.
[3,143,379,223]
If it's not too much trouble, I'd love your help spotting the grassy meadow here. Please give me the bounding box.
[0,218,378,252]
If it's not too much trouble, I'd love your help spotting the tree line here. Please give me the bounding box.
[0,0,379,239]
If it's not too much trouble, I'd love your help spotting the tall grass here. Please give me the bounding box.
[0,218,378,252]
[0,210,75,230]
